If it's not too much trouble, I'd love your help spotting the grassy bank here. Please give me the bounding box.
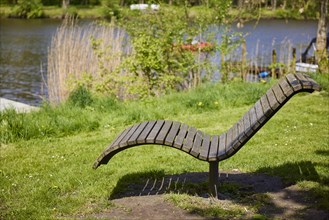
[0,5,104,19]
[1,76,328,219]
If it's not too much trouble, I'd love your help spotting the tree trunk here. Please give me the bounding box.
[238,0,243,9]
[271,0,277,10]
[62,0,70,10]
[316,0,328,73]
[282,0,286,9]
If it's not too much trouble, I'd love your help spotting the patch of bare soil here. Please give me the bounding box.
[86,171,329,219]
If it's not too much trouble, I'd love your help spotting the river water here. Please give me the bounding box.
[0,18,319,106]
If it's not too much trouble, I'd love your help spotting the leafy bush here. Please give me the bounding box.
[11,0,44,18]
[100,0,121,20]
[63,6,78,18]
[68,86,94,108]
[117,6,225,99]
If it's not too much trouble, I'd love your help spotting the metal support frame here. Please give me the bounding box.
[209,161,219,198]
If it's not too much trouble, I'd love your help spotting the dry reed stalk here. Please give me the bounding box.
[47,18,128,105]
[278,38,293,76]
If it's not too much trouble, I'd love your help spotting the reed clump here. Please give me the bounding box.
[223,37,308,82]
[47,17,128,105]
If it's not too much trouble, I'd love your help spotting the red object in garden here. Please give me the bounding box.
[181,42,214,52]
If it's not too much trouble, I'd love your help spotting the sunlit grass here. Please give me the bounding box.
[1,78,328,219]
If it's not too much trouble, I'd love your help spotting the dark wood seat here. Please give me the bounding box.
[93,73,320,196]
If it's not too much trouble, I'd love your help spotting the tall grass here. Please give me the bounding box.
[0,80,274,144]
[2,74,328,144]
[47,17,128,104]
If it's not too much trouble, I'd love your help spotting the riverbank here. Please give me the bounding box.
[0,5,104,19]
[0,4,319,20]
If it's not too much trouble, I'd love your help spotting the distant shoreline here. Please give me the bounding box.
[0,5,319,20]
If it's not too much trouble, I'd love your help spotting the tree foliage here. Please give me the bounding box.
[11,0,44,18]
[81,1,238,100]
[117,3,230,98]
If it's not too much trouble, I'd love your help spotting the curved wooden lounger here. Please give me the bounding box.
[93,73,320,196]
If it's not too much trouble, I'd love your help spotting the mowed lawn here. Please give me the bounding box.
[1,80,328,219]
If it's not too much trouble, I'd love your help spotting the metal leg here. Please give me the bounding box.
[209,161,219,198]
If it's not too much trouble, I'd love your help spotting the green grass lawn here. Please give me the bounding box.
[1,78,328,219]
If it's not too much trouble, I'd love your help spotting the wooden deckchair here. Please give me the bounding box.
[93,73,320,196]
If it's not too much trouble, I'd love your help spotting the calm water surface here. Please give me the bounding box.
[0,18,319,106]
[1,19,61,105]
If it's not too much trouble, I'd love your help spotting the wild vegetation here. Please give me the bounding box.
[0,0,324,20]
[47,1,237,104]
[47,18,129,104]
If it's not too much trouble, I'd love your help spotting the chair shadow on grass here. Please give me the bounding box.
[108,160,329,218]
[109,160,326,200]
[315,149,329,157]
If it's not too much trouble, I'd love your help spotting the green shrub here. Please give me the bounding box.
[67,86,94,108]
[100,0,120,20]
[64,6,78,18]
[11,0,44,18]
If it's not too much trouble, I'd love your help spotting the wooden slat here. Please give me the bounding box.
[217,133,227,161]
[109,126,132,149]
[237,117,244,135]
[108,127,130,149]
[235,118,248,147]
[233,122,238,140]
[278,77,294,98]
[236,118,245,137]
[146,120,165,143]
[208,135,219,161]
[164,121,181,146]
[136,121,157,144]
[190,130,203,157]
[260,94,273,118]
[286,74,302,91]
[304,74,321,91]
[272,83,286,104]
[266,89,280,110]
[226,125,239,155]
[243,110,253,137]
[182,127,197,152]
[155,120,173,144]
[233,122,242,149]
[119,123,142,147]
[249,106,260,131]
[254,100,266,124]
[226,127,233,147]
[228,123,241,149]
[173,124,189,149]
[295,73,312,89]
[127,121,149,145]
[199,133,211,160]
